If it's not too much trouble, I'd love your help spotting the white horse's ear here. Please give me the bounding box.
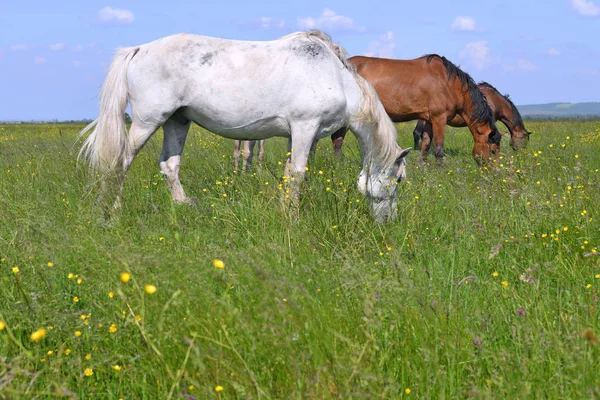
[394,148,410,180]
[395,148,411,164]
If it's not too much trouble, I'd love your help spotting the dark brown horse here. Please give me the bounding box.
[328,55,502,162]
[412,81,530,152]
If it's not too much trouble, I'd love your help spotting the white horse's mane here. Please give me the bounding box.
[285,30,398,167]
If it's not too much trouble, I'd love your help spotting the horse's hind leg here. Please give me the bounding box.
[242,140,255,172]
[105,119,160,212]
[233,140,241,171]
[413,120,426,151]
[419,120,434,161]
[159,113,193,204]
[257,140,265,169]
[331,127,347,156]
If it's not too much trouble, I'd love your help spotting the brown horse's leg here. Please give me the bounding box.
[431,117,446,161]
[413,120,426,150]
[419,121,432,160]
[331,127,347,156]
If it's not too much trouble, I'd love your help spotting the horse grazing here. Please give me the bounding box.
[329,55,501,163]
[413,81,530,152]
[233,140,265,172]
[79,30,410,222]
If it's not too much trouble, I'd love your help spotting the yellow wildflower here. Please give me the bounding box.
[73,296,79,303]
[0,321,5,331]
[215,385,224,392]
[74,330,82,337]
[85,353,92,360]
[501,281,509,287]
[30,328,47,342]
[109,324,117,333]
[145,284,157,295]
[84,368,93,377]
[113,365,122,371]
[11,267,19,274]
[120,272,131,283]
[213,259,225,269]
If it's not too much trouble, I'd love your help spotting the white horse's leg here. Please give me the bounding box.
[159,114,193,204]
[242,140,253,172]
[284,122,318,204]
[233,140,241,172]
[108,119,160,210]
[257,140,265,169]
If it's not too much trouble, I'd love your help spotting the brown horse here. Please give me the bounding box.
[328,55,502,162]
[412,81,530,152]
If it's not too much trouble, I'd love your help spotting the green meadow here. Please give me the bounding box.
[1,120,599,399]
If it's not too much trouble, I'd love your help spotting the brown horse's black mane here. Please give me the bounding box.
[424,54,496,130]
[478,81,526,130]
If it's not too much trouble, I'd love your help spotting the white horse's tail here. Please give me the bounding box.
[79,47,139,174]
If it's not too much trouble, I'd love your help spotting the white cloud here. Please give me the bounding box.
[236,17,285,30]
[297,8,366,33]
[10,44,29,51]
[260,17,285,29]
[73,44,84,52]
[571,0,600,16]
[450,16,477,32]
[546,48,561,56]
[34,56,47,64]
[517,59,538,71]
[97,6,135,25]
[503,59,538,72]
[73,60,83,68]
[49,43,65,51]
[459,41,492,70]
[364,31,395,58]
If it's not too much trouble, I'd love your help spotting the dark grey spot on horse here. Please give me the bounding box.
[199,51,216,66]
[292,42,323,58]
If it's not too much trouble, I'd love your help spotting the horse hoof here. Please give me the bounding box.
[174,197,198,206]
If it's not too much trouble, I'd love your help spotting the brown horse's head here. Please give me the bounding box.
[501,93,530,150]
[478,82,530,151]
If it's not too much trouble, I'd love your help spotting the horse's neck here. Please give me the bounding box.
[494,99,516,132]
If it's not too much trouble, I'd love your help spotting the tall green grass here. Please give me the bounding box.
[1,121,599,398]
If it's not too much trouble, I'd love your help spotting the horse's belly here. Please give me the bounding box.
[182,107,289,139]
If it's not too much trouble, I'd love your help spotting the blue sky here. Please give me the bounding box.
[1,0,599,120]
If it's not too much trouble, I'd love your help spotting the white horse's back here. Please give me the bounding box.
[126,33,359,139]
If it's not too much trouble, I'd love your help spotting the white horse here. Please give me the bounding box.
[233,139,265,172]
[79,30,410,222]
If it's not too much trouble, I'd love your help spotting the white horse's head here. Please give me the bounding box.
[358,148,410,223]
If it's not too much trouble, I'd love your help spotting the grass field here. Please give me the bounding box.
[1,120,599,399]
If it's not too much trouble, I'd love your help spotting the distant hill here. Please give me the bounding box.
[517,102,600,118]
